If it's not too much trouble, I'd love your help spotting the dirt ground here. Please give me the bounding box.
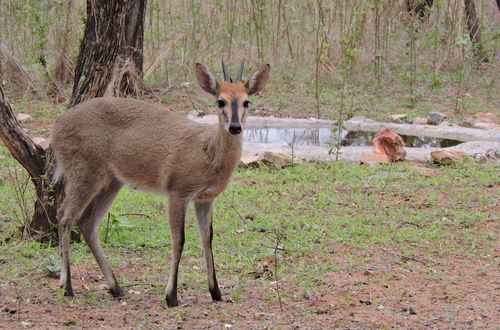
[1,237,498,329]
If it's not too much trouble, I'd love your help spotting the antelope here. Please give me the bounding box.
[51,60,270,307]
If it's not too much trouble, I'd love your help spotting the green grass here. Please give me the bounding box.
[1,154,498,292]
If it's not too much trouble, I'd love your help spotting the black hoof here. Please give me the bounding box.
[210,288,222,302]
[63,286,74,297]
[109,286,125,298]
[166,294,178,308]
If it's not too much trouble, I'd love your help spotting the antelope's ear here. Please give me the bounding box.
[245,64,270,96]
[195,63,219,95]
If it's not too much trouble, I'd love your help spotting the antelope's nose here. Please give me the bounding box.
[229,124,242,135]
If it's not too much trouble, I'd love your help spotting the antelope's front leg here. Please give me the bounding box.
[166,195,188,307]
[195,200,222,302]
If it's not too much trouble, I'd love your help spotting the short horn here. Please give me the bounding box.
[236,60,244,82]
[221,58,230,82]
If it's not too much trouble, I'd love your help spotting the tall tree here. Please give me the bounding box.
[0,0,147,242]
[71,0,147,107]
[464,0,488,62]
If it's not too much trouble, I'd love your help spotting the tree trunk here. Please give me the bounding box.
[124,1,147,73]
[464,0,488,62]
[70,0,148,107]
[0,86,58,241]
[0,0,147,243]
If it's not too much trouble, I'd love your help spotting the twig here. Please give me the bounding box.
[221,192,245,222]
[272,229,285,310]
[118,213,152,218]
[184,85,201,115]
[401,221,422,228]
[398,254,428,265]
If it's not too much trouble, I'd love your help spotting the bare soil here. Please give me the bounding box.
[1,233,498,329]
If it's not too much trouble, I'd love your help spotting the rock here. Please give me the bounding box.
[32,137,50,150]
[239,155,263,168]
[486,124,500,131]
[372,128,406,162]
[409,306,417,315]
[16,113,33,123]
[188,109,205,118]
[473,112,499,124]
[474,153,488,163]
[391,114,407,122]
[409,166,439,177]
[262,151,293,167]
[472,123,500,130]
[431,150,468,165]
[360,153,390,165]
[438,121,450,126]
[486,149,499,159]
[412,117,429,125]
[462,117,493,127]
[427,112,445,125]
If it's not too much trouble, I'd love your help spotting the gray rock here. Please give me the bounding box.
[427,112,445,125]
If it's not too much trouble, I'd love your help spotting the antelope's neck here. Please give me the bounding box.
[208,125,243,171]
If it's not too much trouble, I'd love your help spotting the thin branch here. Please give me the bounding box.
[0,85,46,179]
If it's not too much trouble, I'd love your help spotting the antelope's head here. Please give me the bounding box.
[195,60,270,135]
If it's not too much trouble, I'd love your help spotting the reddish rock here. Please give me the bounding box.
[372,128,406,162]
[473,112,499,124]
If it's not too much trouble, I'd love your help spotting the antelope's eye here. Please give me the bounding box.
[243,100,250,108]
[217,100,226,108]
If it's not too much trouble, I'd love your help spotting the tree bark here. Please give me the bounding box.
[0,0,147,242]
[124,1,147,73]
[464,0,488,62]
[0,86,59,241]
[70,0,147,107]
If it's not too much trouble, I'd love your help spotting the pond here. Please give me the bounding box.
[243,128,462,148]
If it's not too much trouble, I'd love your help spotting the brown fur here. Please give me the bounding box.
[51,63,270,307]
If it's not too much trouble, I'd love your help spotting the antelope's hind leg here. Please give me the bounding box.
[58,176,105,297]
[78,179,124,297]
[195,200,222,302]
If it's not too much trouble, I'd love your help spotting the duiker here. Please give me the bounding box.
[51,60,270,307]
